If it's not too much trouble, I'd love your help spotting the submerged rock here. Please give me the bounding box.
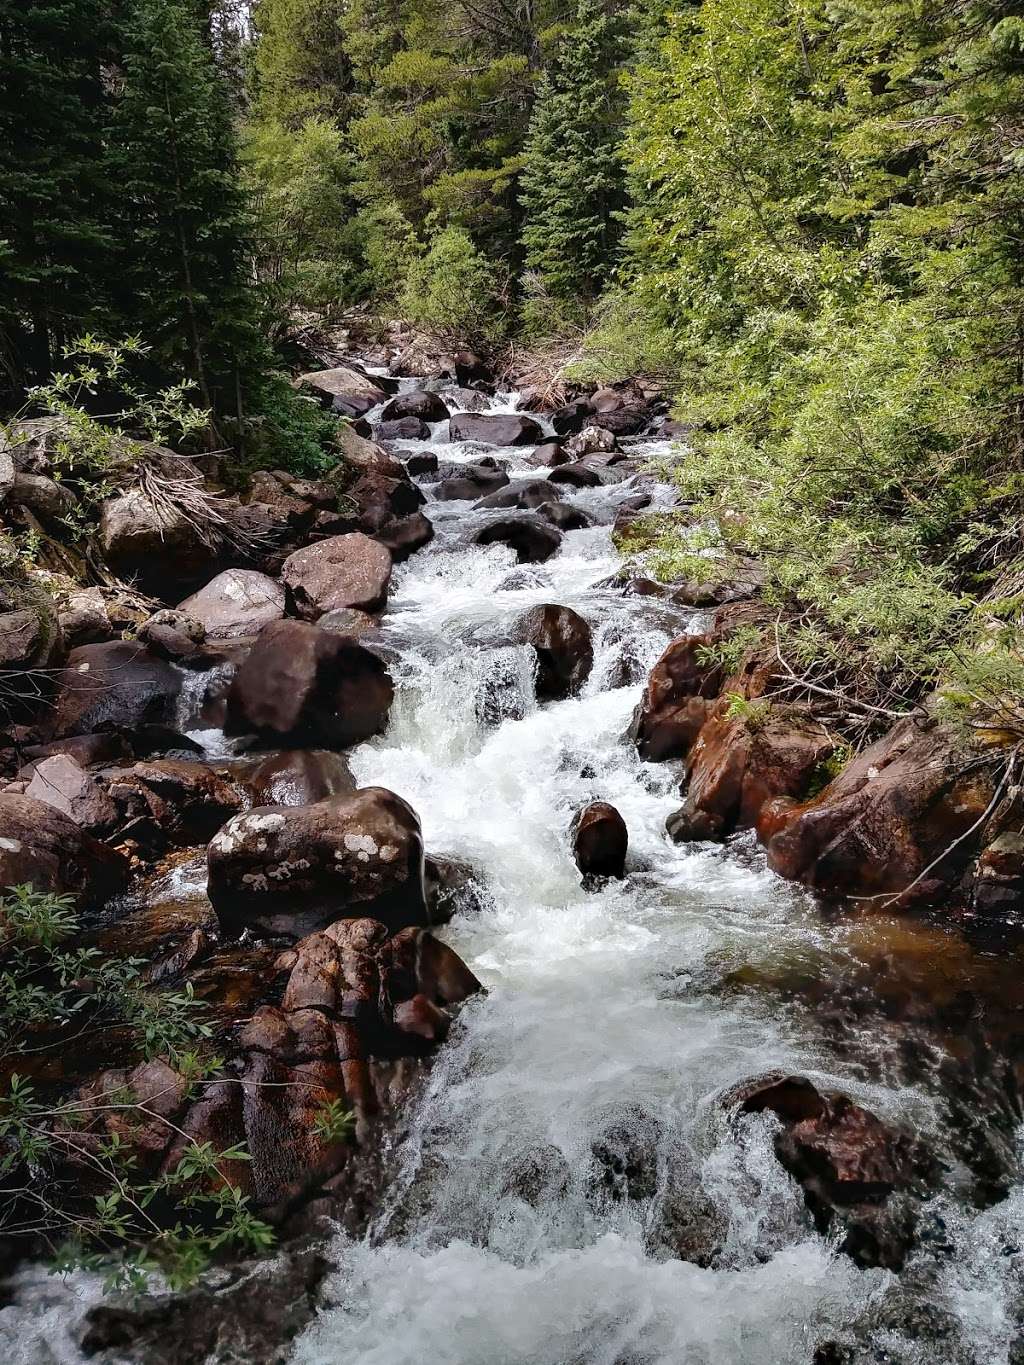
[207,787,428,938]
[473,513,562,563]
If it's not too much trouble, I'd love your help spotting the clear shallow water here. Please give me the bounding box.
[5,382,1024,1364]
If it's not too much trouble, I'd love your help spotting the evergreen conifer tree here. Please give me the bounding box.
[518,0,625,307]
[0,0,119,402]
[110,0,258,411]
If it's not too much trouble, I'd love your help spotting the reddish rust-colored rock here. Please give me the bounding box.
[282,533,393,619]
[207,788,427,939]
[0,791,125,905]
[177,569,286,641]
[224,619,393,749]
[23,753,118,834]
[107,759,246,846]
[630,632,724,762]
[514,603,593,701]
[571,801,628,883]
[668,703,833,842]
[763,718,1003,907]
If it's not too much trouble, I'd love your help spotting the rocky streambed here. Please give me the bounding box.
[3,356,1024,1363]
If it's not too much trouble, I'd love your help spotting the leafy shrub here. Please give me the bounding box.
[399,227,506,345]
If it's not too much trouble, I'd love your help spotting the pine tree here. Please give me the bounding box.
[518,0,626,306]
[0,0,119,403]
[251,0,352,127]
[109,0,259,412]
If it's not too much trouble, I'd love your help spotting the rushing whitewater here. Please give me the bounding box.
[5,380,1024,1364]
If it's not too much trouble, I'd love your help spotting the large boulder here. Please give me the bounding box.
[449,413,542,447]
[106,760,246,847]
[547,461,603,489]
[376,417,429,442]
[0,792,124,905]
[207,788,427,938]
[631,632,725,762]
[297,366,388,418]
[50,641,182,739]
[571,802,628,883]
[475,480,563,513]
[434,465,509,501]
[224,619,392,749]
[473,514,562,563]
[381,391,450,423]
[98,488,221,597]
[177,569,286,641]
[667,703,833,844]
[762,718,1003,909]
[514,604,593,701]
[551,400,595,436]
[282,533,392,619]
[374,511,434,562]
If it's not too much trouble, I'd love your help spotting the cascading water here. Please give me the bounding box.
[5,377,1024,1365]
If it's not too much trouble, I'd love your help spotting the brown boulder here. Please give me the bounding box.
[98,488,221,597]
[376,417,428,441]
[297,366,388,418]
[0,792,124,904]
[668,703,833,842]
[527,442,569,469]
[107,759,245,846]
[434,465,509,501]
[374,511,434,562]
[381,391,449,423]
[514,604,593,701]
[473,514,562,564]
[571,802,628,882]
[763,718,1002,908]
[475,480,563,513]
[282,533,392,619]
[449,413,542,447]
[631,632,724,762]
[50,641,182,739]
[178,569,286,641]
[207,787,427,939]
[224,619,393,749]
[241,750,357,807]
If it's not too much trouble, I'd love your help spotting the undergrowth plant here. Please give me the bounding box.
[0,885,273,1290]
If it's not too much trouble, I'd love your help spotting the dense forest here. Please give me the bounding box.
[3,0,1023,728]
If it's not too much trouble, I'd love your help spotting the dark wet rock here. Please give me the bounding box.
[630,632,724,762]
[474,479,563,513]
[178,569,286,640]
[208,788,428,939]
[538,501,593,532]
[442,385,491,411]
[434,465,510,501]
[107,759,246,847]
[345,465,424,531]
[0,792,124,905]
[22,753,117,834]
[0,607,60,673]
[972,832,1024,923]
[664,807,726,843]
[424,855,488,925]
[144,925,210,984]
[449,413,542,447]
[514,603,593,701]
[50,641,182,739]
[547,461,603,489]
[404,451,439,477]
[572,801,628,882]
[381,390,450,423]
[668,703,833,842]
[762,718,1003,909]
[241,750,357,807]
[591,1108,660,1200]
[224,619,393,749]
[21,732,132,769]
[551,400,595,435]
[297,365,388,418]
[527,441,569,469]
[727,1072,928,1269]
[282,533,392,619]
[374,511,434,562]
[376,416,429,441]
[473,514,562,563]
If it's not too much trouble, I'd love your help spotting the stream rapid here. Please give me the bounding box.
[5,376,1024,1364]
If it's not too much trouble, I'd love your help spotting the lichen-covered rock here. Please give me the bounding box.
[207,788,427,938]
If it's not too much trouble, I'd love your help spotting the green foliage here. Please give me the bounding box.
[312,1097,356,1143]
[241,371,343,477]
[724,692,769,733]
[0,886,272,1288]
[805,743,853,799]
[519,0,627,307]
[602,0,1024,718]
[695,626,765,677]
[250,0,352,127]
[399,228,506,344]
